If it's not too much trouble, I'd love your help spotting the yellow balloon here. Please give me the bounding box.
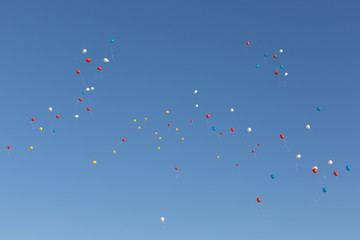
[144,117,148,120]
[217,156,220,159]
[155,132,158,135]
[39,127,43,131]
[133,119,136,122]
[157,147,160,150]
[138,126,141,130]
[181,137,184,141]
[165,110,169,114]
[159,137,162,140]
[113,150,116,154]
[30,146,33,150]
[176,128,178,131]
[92,161,97,164]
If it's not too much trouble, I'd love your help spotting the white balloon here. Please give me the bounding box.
[160,217,165,222]
[90,87,94,91]
[82,49,87,54]
[86,88,90,92]
[296,154,301,159]
[313,166,318,170]
[279,49,283,53]
[284,72,288,76]
[49,107,53,112]
[230,108,234,112]
[247,127,252,133]
[306,124,310,130]
[328,160,333,165]
[104,58,109,63]
[194,90,198,94]
[195,104,199,108]
[75,115,79,118]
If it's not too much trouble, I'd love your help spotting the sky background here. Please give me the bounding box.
[0,0,359,239]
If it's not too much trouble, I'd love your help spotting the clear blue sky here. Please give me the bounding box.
[0,0,359,239]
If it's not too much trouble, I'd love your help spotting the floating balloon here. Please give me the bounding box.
[168,123,171,127]
[175,167,178,171]
[306,124,310,130]
[194,90,198,94]
[104,58,109,63]
[97,66,102,71]
[284,72,288,76]
[280,65,284,69]
[138,126,141,130]
[82,49,87,54]
[49,107,53,112]
[122,139,126,142]
[165,110,169,114]
[160,217,164,222]
[274,54,277,58]
[82,90,86,94]
[79,98,83,102]
[110,39,115,43]
[175,128,178,131]
[252,150,255,153]
[257,197,261,203]
[159,137,162,140]
[256,65,260,68]
[317,107,322,111]
[53,129,57,133]
[90,87,94,91]
[7,146,11,150]
[86,58,91,63]
[190,120,193,123]
[230,108,234,112]
[39,127,43,131]
[257,144,260,146]
[313,166,318,170]
[322,187,327,193]
[157,146,160,150]
[31,117,35,122]
[346,165,350,171]
[275,71,279,75]
[246,41,250,46]
[86,88,90,92]
[87,107,91,111]
[92,161,97,164]
[334,171,338,176]
[195,104,199,108]
[181,137,184,141]
[75,115,79,118]
[133,119,136,122]
[280,134,284,139]
[296,154,301,159]
[328,160,333,165]
[30,146,33,150]
[212,126,216,131]
[313,168,317,174]
[264,53,268,57]
[145,117,148,120]
[113,150,116,154]
[236,163,239,166]
[76,70,80,74]
[217,156,220,158]
[279,49,283,53]
[56,115,60,119]
[247,128,252,133]
[271,174,275,179]
[206,114,210,119]
[231,128,235,132]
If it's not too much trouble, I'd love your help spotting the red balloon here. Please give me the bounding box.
[257,197,261,203]
[206,114,210,119]
[76,70,80,74]
[231,128,235,132]
[274,54,277,58]
[86,58,91,62]
[334,171,338,176]
[280,134,284,139]
[97,66,102,71]
[220,132,223,135]
[56,115,60,119]
[168,123,171,127]
[246,41,250,46]
[175,167,178,171]
[87,107,91,111]
[190,120,193,123]
[313,168,317,174]
[31,117,35,122]
[122,139,126,142]
[275,71,279,75]
[252,150,255,153]
[236,163,239,166]
[257,144,260,146]
[79,98,83,101]
[7,146,11,150]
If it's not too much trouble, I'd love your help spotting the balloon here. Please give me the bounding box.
[122,139,126,142]
[92,160,97,164]
[296,154,301,159]
[82,90,86,94]
[175,128,178,131]
[257,144,260,146]
[323,187,327,193]
[306,124,310,130]
[155,132,158,135]
[328,160,333,165]
[334,171,338,176]
[313,166,318,170]
[284,72,288,76]
[190,120,193,123]
[165,110,169,114]
[97,66,102,71]
[75,115,79,118]
[49,107,53,112]
[217,156,220,158]
[346,165,350,171]
[271,174,275,179]
[206,114,210,119]
[195,104,199,108]
[168,123,171,127]
[175,167,178,171]
[230,108,234,112]
[145,117,148,120]
[110,39,115,43]
[157,146,160,150]
[212,126,216,131]
[247,128,252,133]
[280,65,284,69]
[257,197,261,203]
[56,115,60,119]
[86,58,91,63]
[264,53,268,57]
[7,146,11,149]
[317,107,322,111]
[279,49,283,53]
[76,70,80,74]
[160,217,164,222]
[79,98,83,101]
[220,132,223,135]
[275,71,279,75]
[82,49,87,54]
[30,146,33,150]
[194,90,198,94]
[133,119,136,122]
[231,128,235,132]
[252,150,255,153]
[86,88,90,92]
[39,127,43,131]
[236,163,239,166]
[280,134,284,139]
[31,117,35,121]
[53,129,57,133]
[256,65,260,68]
[104,58,109,63]
[87,107,91,111]
[113,150,116,154]
[159,137,162,140]
[313,168,317,173]
[138,126,141,130]
[274,54,277,58]
[90,87,94,91]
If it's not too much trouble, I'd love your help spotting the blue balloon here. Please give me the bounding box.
[317,107,322,111]
[271,174,275,179]
[256,65,260,68]
[322,187,327,193]
[53,129,57,133]
[212,126,216,131]
[346,165,350,171]
[264,53,268,57]
[280,65,284,69]
[82,90,86,94]
[110,39,115,43]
